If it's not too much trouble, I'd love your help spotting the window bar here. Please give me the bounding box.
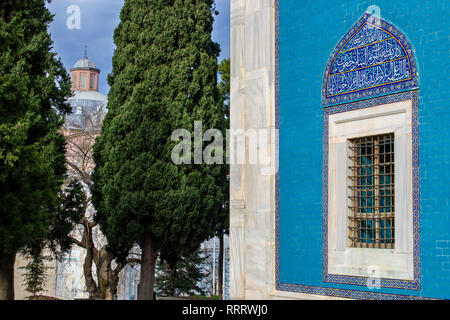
[348,133,395,249]
[375,136,380,248]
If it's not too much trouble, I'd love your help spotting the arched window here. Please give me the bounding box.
[72,74,77,89]
[322,13,420,290]
[80,74,87,89]
[90,74,95,89]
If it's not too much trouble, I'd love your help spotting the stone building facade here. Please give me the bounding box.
[230,0,450,300]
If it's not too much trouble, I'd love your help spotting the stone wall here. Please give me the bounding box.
[229,0,278,300]
[231,0,450,300]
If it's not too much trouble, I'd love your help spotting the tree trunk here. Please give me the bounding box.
[138,236,157,300]
[95,257,109,300]
[106,263,121,300]
[103,253,123,300]
[75,226,124,300]
[82,226,98,297]
[0,251,16,300]
[169,268,176,297]
[218,232,224,300]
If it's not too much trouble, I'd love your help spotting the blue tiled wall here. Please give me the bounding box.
[278,0,450,299]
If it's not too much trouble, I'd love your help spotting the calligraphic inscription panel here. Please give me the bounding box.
[322,14,418,106]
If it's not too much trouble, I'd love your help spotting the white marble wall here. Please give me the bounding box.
[229,0,344,300]
[229,0,277,300]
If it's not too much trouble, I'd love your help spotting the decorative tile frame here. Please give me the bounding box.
[274,0,425,299]
[322,91,421,290]
[321,13,419,107]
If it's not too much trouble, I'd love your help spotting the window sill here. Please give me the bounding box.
[328,247,414,280]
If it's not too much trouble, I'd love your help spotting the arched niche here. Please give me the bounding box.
[322,13,419,107]
[321,13,421,290]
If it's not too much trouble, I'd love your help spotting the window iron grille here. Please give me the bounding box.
[348,133,395,249]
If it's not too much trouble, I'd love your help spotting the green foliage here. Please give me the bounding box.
[19,181,84,297]
[20,249,50,298]
[155,250,206,297]
[0,0,72,256]
[215,58,230,236]
[48,180,86,256]
[92,0,226,264]
[218,58,230,117]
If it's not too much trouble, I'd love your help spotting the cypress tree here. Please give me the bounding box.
[155,250,206,297]
[20,249,50,299]
[93,0,225,300]
[0,0,73,300]
[216,58,230,300]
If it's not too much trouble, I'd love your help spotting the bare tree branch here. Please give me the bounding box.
[70,236,86,249]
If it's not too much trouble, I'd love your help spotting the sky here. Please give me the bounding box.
[47,0,230,95]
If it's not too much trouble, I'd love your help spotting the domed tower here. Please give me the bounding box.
[70,46,100,92]
[66,47,107,129]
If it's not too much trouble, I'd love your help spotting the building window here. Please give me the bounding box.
[90,74,95,89]
[80,75,86,88]
[319,13,420,289]
[348,133,395,249]
[326,99,414,281]
[72,75,77,89]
